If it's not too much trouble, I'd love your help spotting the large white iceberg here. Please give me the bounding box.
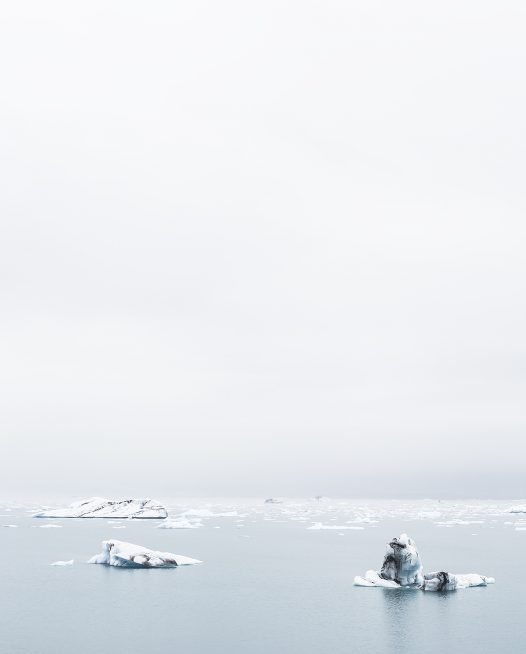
[34,497,167,519]
[354,533,494,591]
[88,539,202,568]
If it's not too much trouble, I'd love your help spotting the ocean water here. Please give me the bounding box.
[1,498,525,654]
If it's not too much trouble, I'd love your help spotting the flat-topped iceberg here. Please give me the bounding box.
[34,497,167,519]
[88,539,202,568]
[354,533,494,591]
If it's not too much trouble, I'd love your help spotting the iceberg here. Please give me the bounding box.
[354,533,494,591]
[34,497,167,519]
[421,571,494,591]
[88,539,203,568]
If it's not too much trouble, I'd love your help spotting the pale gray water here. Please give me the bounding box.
[1,500,524,653]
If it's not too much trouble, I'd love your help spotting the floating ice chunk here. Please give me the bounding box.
[157,518,203,529]
[509,505,526,514]
[180,509,238,518]
[307,522,364,530]
[51,560,74,566]
[354,570,402,588]
[264,498,282,504]
[354,533,494,592]
[377,534,424,586]
[88,540,202,568]
[422,572,495,591]
[434,520,485,526]
[40,524,62,528]
[34,497,167,519]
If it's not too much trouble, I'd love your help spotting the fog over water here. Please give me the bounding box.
[1,1,525,498]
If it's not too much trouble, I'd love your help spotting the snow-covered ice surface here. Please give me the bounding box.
[354,532,494,591]
[88,539,203,568]
[34,497,167,519]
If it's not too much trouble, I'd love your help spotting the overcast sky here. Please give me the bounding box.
[1,1,525,499]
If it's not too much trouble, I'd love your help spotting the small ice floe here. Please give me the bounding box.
[509,505,526,514]
[434,520,484,526]
[3,524,18,528]
[39,524,62,528]
[308,522,364,530]
[34,497,167,520]
[51,560,74,566]
[354,533,494,592]
[157,518,203,529]
[88,540,202,568]
[264,498,282,504]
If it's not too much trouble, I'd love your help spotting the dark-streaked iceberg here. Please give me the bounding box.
[33,497,167,519]
[88,539,202,568]
[354,533,494,591]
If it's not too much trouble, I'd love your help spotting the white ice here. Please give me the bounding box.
[34,497,167,519]
[157,518,203,529]
[88,539,203,568]
[307,522,364,530]
[51,560,74,566]
[354,533,494,592]
[39,524,62,528]
[354,570,402,588]
[422,572,495,591]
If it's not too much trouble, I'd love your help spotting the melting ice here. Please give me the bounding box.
[354,533,495,591]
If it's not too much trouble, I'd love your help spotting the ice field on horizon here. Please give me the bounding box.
[2,496,526,533]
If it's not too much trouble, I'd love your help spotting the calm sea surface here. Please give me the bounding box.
[1,499,524,653]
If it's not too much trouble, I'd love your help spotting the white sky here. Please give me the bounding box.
[1,1,525,498]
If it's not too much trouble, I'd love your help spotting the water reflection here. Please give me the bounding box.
[380,586,456,652]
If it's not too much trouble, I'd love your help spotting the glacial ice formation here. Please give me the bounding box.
[354,533,494,591]
[34,497,167,519]
[88,540,202,568]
